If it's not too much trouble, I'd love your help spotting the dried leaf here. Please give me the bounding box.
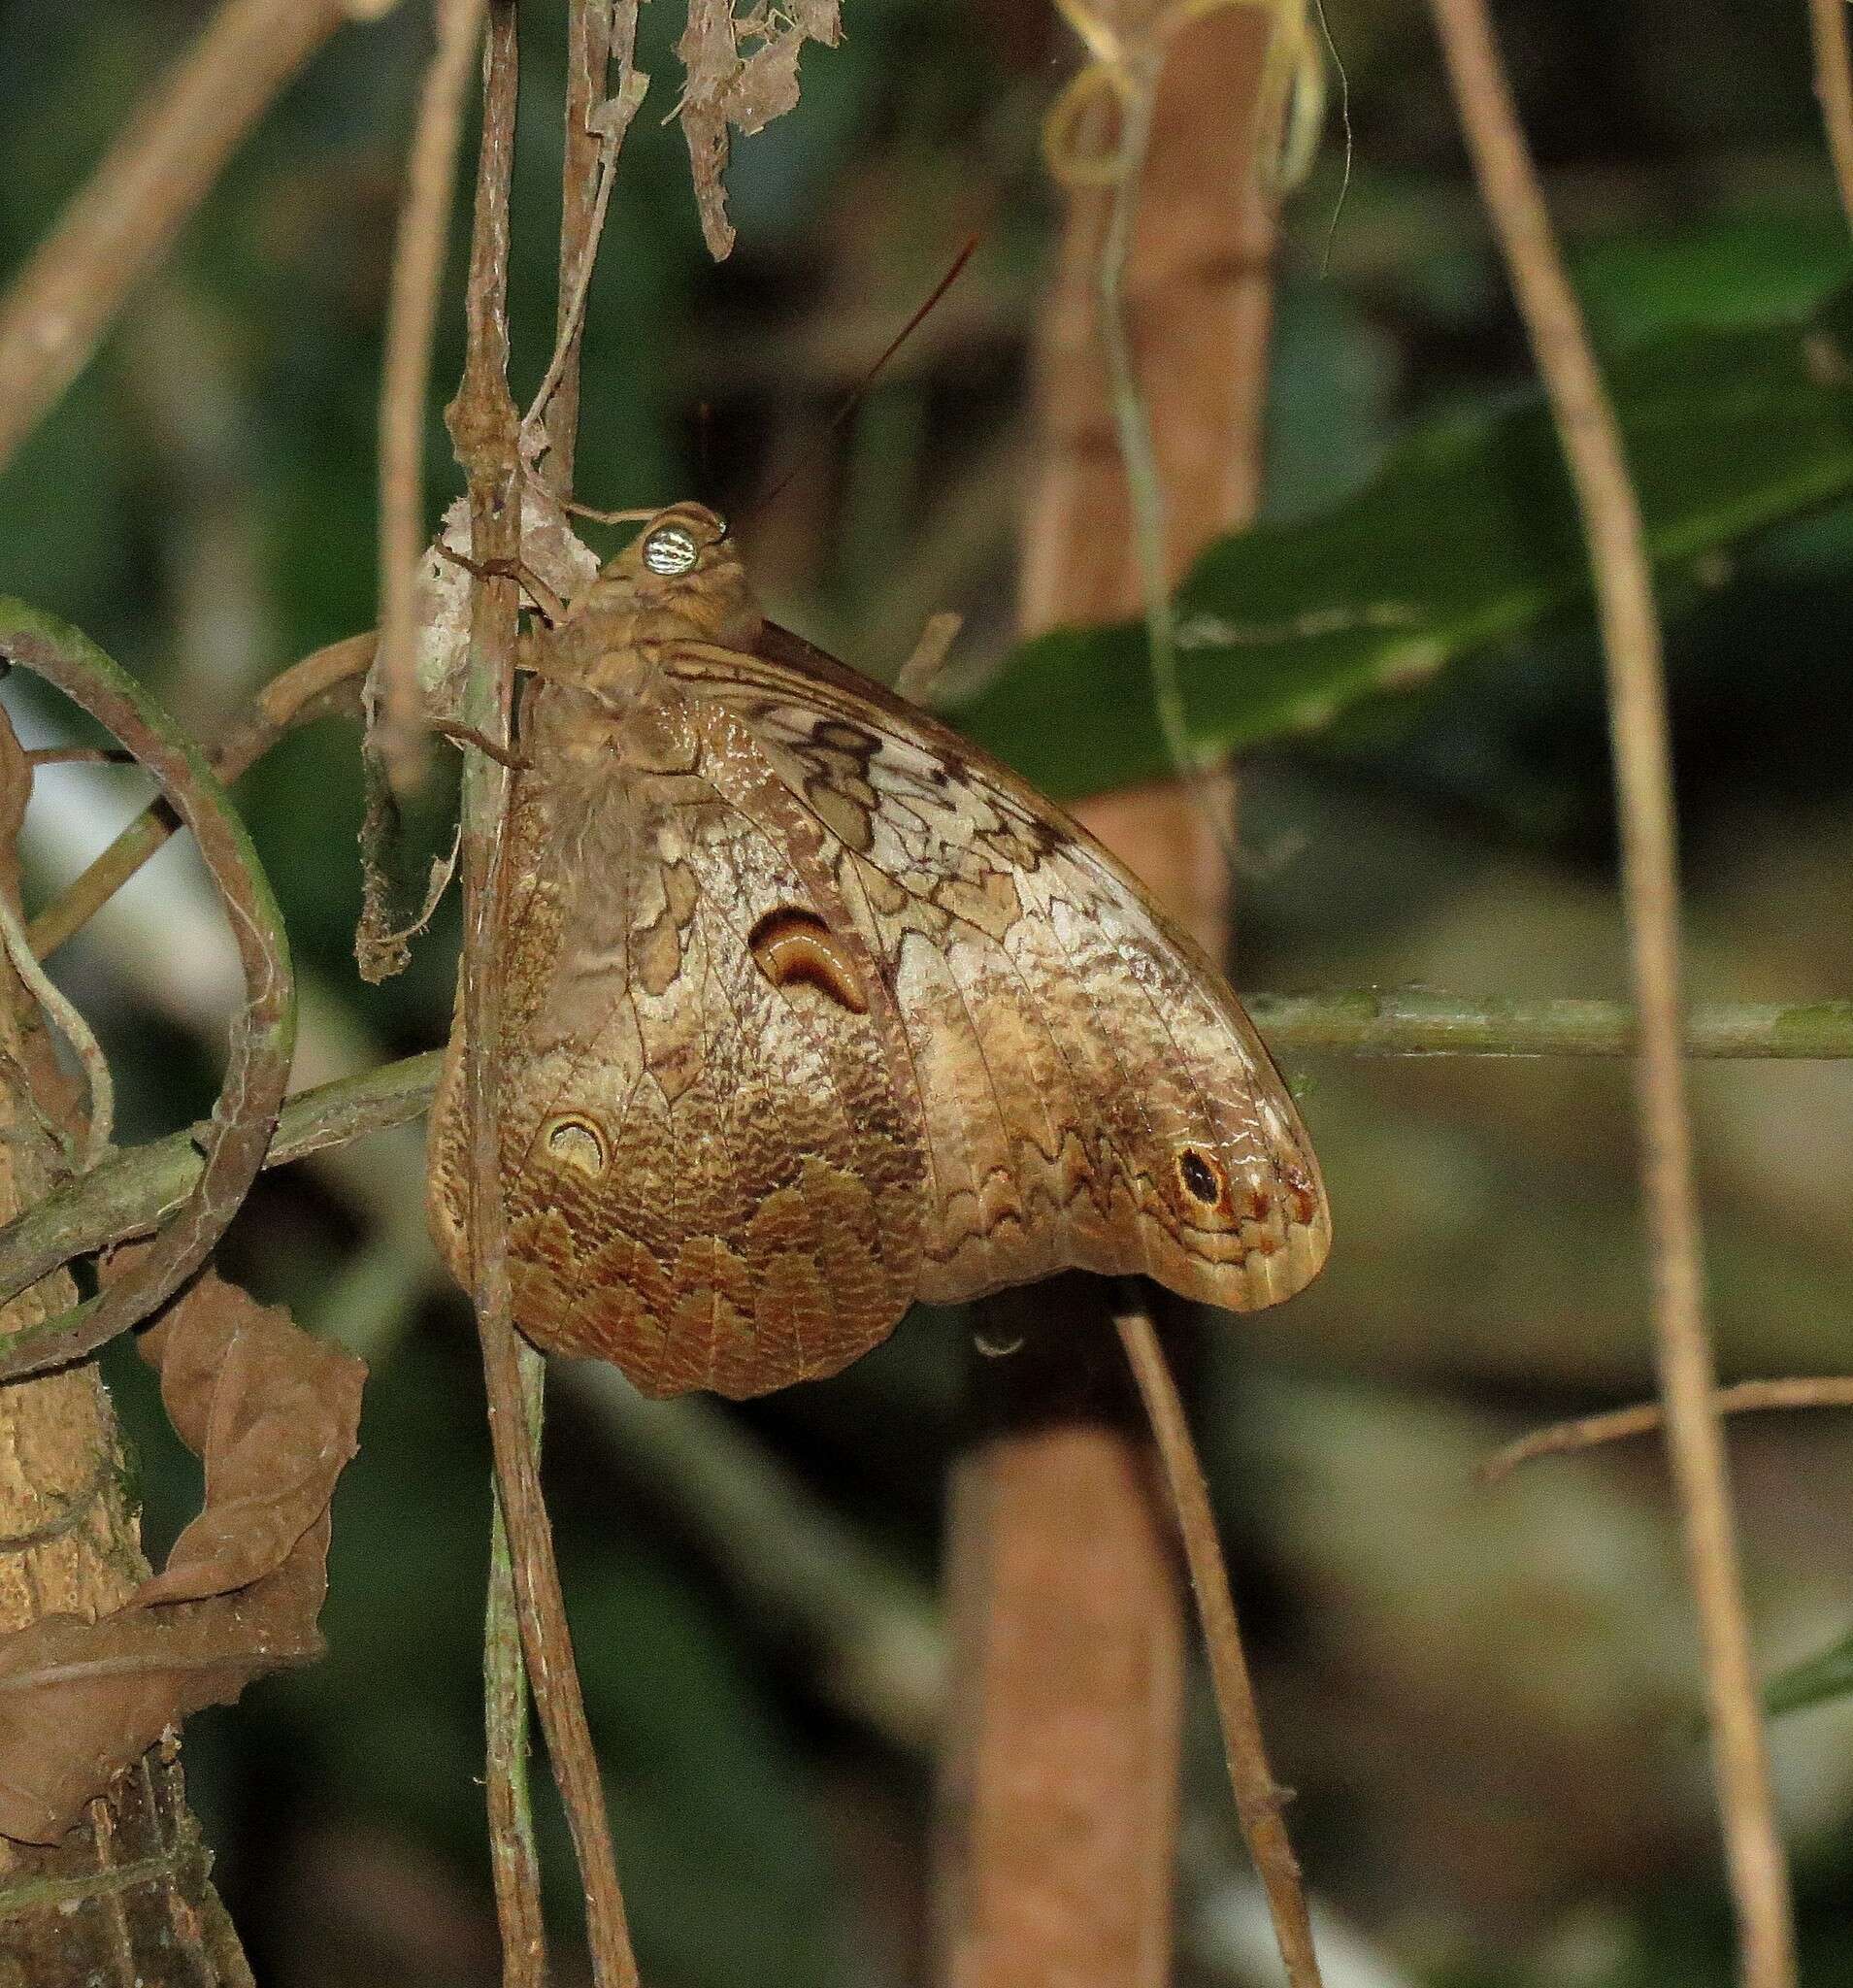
[677,0,740,259]
[355,486,598,982]
[0,1271,365,1843]
[676,0,843,259]
[726,31,804,133]
[373,486,600,740]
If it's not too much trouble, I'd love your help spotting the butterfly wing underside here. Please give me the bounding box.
[426,675,929,1399]
[669,625,1332,1323]
[429,606,1330,1402]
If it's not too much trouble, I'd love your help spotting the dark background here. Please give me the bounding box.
[3,0,1852,1981]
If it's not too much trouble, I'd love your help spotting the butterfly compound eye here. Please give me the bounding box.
[642,523,700,576]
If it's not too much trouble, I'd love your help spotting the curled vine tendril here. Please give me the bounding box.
[1042,0,1326,194]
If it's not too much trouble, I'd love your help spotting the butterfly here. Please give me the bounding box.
[426,502,1330,1399]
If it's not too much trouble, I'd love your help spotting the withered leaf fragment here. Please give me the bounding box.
[0,1272,364,1844]
[676,0,844,258]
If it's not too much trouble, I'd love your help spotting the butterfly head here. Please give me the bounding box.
[579,501,762,650]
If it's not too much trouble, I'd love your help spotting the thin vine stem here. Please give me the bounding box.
[26,631,372,962]
[1481,1376,1853,1485]
[1090,58,1243,880]
[1,987,1847,1316]
[1114,1294,1323,1988]
[1427,0,1797,1978]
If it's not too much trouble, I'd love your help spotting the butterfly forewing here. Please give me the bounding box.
[665,632,1331,1318]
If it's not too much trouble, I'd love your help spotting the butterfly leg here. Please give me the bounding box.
[435,542,569,626]
[427,718,531,770]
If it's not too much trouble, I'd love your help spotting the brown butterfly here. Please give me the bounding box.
[427,502,1330,1399]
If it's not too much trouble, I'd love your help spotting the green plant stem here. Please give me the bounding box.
[0,602,295,1381]
[1244,991,1853,1059]
[2,990,1847,1310]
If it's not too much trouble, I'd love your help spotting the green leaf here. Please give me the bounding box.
[1573,214,1853,349]
[1765,1625,1853,1721]
[948,291,1853,802]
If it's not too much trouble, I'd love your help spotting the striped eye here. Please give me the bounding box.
[642,524,699,575]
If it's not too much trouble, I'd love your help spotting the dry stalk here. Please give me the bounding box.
[447,6,639,1980]
[0,0,387,476]
[1114,1299,1322,1988]
[375,0,490,788]
[1426,0,1798,1980]
[1808,0,1853,233]
[484,1389,547,1988]
[1480,1377,1853,1485]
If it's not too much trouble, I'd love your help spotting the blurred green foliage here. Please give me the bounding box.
[953,293,1853,797]
[6,1,1853,1984]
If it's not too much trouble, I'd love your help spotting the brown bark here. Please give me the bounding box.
[934,8,1279,1984]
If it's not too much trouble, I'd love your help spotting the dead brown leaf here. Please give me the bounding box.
[0,1270,364,1844]
[355,482,598,984]
[676,0,843,258]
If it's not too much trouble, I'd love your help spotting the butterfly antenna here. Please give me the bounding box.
[695,398,717,501]
[748,232,980,517]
